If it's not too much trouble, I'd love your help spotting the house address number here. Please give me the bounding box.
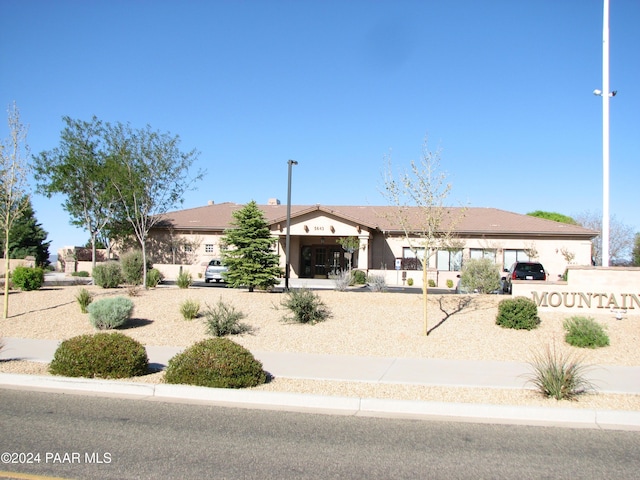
[314,226,324,231]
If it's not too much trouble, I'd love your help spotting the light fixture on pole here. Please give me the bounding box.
[285,159,298,290]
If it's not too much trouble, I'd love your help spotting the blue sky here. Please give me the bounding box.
[1,0,638,256]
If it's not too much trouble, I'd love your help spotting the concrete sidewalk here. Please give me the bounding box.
[1,337,639,430]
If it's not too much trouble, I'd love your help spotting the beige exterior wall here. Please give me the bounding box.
[0,258,32,276]
[140,209,595,284]
[371,235,592,288]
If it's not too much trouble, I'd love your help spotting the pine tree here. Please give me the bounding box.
[221,201,282,292]
[0,197,51,266]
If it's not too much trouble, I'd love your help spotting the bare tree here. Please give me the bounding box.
[0,103,31,318]
[382,137,465,335]
[574,211,634,265]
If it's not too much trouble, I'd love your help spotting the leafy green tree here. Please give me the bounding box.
[632,233,640,266]
[0,102,31,318]
[338,236,360,270]
[221,201,282,292]
[527,211,577,224]
[104,122,203,288]
[0,197,50,266]
[34,116,122,269]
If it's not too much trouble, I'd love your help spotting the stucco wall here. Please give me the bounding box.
[511,266,640,316]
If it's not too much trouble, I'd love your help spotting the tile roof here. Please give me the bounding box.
[155,202,598,238]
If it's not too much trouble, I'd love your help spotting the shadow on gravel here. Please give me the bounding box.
[427,295,474,335]
[119,318,154,329]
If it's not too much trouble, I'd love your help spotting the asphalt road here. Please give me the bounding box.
[1,389,639,480]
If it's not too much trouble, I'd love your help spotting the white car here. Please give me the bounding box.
[204,259,228,283]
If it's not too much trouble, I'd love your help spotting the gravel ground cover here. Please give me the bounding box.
[1,283,639,411]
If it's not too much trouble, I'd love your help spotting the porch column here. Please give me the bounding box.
[357,234,369,270]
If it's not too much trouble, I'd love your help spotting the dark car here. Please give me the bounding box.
[502,262,546,294]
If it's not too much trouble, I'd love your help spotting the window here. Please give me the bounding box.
[503,249,530,268]
[402,247,424,270]
[205,244,215,253]
[437,249,462,271]
[470,248,497,262]
[183,245,192,253]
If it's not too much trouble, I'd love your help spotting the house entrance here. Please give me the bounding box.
[300,245,345,278]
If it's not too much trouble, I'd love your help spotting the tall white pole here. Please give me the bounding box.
[602,0,610,267]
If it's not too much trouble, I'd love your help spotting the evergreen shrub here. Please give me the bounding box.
[87,296,134,330]
[146,268,164,288]
[71,271,90,277]
[496,297,540,330]
[428,279,436,287]
[92,262,123,288]
[407,277,414,286]
[120,250,151,285]
[281,288,330,324]
[563,316,610,348]
[164,338,267,388]
[203,298,251,336]
[368,274,387,292]
[11,266,44,291]
[459,258,501,294]
[446,279,453,289]
[351,270,366,285]
[49,332,148,379]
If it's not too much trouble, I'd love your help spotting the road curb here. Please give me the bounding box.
[2,373,639,431]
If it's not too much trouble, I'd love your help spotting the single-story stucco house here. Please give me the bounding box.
[143,200,597,288]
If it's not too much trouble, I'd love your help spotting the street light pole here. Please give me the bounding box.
[285,159,298,290]
[601,0,610,267]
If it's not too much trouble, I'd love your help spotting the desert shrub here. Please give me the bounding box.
[180,298,201,321]
[120,250,152,285]
[76,288,93,313]
[459,258,502,294]
[281,288,330,324]
[92,262,123,288]
[11,266,44,291]
[527,343,594,400]
[496,297,540,330]
[146,268,164,288]
[333,270,350,291]
[351,270,366,285]
[164,338,266,388]
[49,332,148,379]
[71,271,90,277]
[428,279,436,287]
[203,298,251,336]
[368,274,387,292]
[126,285,141,297]
[446,279,453,289]
[407,277,414,286]
[563,316,610,349]
[87,296,134,330]
[176,271,192,289]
